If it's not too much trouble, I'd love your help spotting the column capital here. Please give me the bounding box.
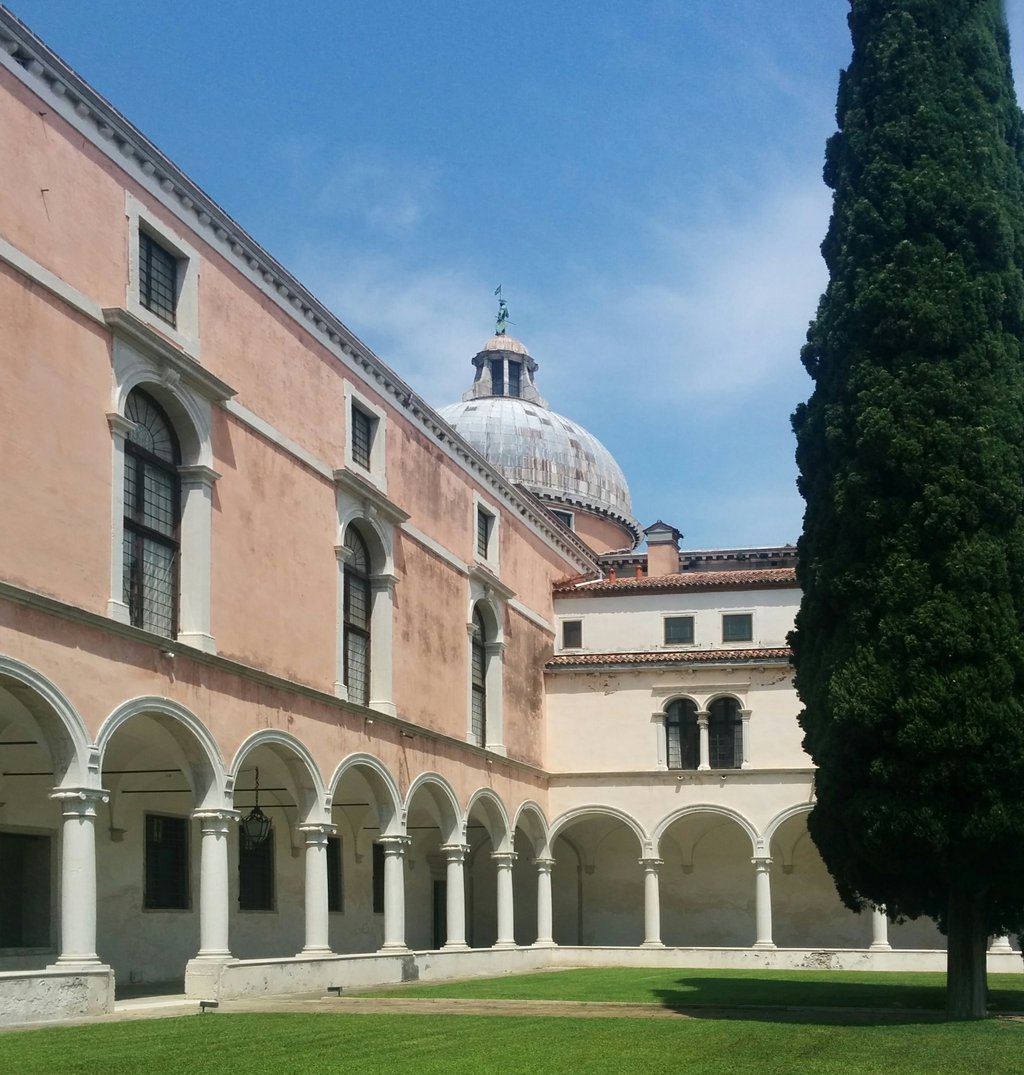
[106,412,135,439]
[178,464,221,488]
[490,850,518,867]
[298,823,337,842]
[369,572,400,595]
[534,856,555,872]
[751,856,772,870]
[379,835,411,855]
[639,857,664,872]
[696,709,710,721]
[50,787,109,814]
[193,809,240,833]
[441,843,470,863]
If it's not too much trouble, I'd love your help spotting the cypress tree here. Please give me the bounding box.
[791,0,1024,1019]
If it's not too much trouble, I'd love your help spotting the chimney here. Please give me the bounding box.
[643,520,682,577]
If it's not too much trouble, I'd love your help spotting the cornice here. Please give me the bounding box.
[0,9,598,578]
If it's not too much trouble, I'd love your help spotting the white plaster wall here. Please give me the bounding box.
[553,588,799,655]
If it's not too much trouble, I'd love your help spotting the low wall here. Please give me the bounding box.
[0,966,114,1025]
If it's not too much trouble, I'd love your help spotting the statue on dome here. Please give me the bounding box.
[496,297,511,336]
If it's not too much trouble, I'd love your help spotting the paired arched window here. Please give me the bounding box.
[470,606,488,746]
[123,389,181,637]
[666,698,699,770]
[343,525,372,706]
[665,696,744,770]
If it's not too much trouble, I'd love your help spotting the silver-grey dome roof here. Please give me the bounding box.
[438,396,639,532]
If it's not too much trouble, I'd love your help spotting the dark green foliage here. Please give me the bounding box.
[791,0,1024,1011]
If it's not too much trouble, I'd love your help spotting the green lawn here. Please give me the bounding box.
[358,966,1024,1012]
[0,1012,1022,1075]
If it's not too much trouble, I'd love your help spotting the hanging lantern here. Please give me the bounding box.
[240,766,272,850]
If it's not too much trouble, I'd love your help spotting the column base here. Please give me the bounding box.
[531,939,557,948]
[640,940,665,949]
[50,956,104,968]
[193,949,233,960]
[442,941,470,951]
[298,946,334,958]
[989,940,1014,954]
[868,942,892,952]
[751,942,777,950]
[378,943,410,953]
[491,941,517,950]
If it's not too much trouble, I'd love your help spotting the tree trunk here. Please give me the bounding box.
[945,888,989,1019]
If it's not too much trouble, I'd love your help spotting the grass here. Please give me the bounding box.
[1,969,1023,1074]
[355,966,1024,1012]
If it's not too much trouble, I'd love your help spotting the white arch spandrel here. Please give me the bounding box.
[653,804,760,858]
[547,805,650,858]
[465,787,512,852]
[329,753,403,836]
[404,771,463,844]
[229,729,328,825]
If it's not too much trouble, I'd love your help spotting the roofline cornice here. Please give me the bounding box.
[0,8,599,576]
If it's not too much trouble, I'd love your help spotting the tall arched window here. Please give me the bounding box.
[123,389,181,637]
[666,698,699,770]
[343,525,372,706]
[470,606,487,746]
[709,697,742,769]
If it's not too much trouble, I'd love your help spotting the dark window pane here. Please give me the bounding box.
[666,699,699,770]
[139,231,178,327]
[722,613,753,643]
[471,607,487,745]
[562,620,582,648]
[490,358,504,396]
[551,510,574,530]
[327,836,342,912]
[144,814,189,909]
[665,616,694,644]
[351,407,374,469]
[709,697,742,769]
[507,361,521,398]
[372,842,385,914]
[0,832,51,947]
[344,526,372,706]
[476,508,491,558]
[239,831,274,911]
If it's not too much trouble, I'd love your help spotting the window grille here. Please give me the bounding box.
[666,699,699,770]
[123,389,180,638]
[664,616,694,644]
[343,526,372,706]
[471,607,487,745]
[476,507,492,559]
[239,829,274,910]
[722,613,753,643]
[562,620,582,649]
[144,814,189,910]
[351,406,374,470]
[709,697,742,769]
[139,230,178,326]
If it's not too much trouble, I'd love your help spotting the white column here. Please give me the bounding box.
[534,857,556,947]
[870,907,892,951]
[177,465,219,653]
[379,835,410,950]
[640,858,665,948]
[484,640,506,755]
[739,708,752,768]
[492,851,517,948]
[441,843,469,949]
[697,710,710,771]
[106,413,133,623]
[299,824,334,956]
[193,810,236,959]
[989,935,1013,954]
[752,856,776,949]
[369,574,399,716]
[50,787,109,965]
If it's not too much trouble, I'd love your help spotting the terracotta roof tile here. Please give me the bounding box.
[554,567,797,595]
[546,647,792,669]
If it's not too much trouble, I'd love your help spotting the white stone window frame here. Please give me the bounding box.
[550,507,576,532]
[125,192,201,359]
[106,310,233,653]
[334,468,408,717]
[466,567,514,756]
[558,617,584,652]
[721,608,755,645]
[662,614,696,648]
[653,689,752,771]
[344,383,387,493]
[473,492,500,573]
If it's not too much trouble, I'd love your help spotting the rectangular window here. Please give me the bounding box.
[722,613,753,643]
[351,406,375,470]
[476,506,492,558]
[507,362,521,398]
[144,814,189,910]
[562,619,583,649]
[664,616,694,645]
[551,509,574,530]
[139,230,178,327]
[490,358,505,396]
[327,836,343,913]
[239,832,275,911]
[372,842,385,914]
[0,832,51,947]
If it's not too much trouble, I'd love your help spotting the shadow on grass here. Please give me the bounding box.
[650,975,1021,1026]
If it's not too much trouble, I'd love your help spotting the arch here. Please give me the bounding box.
[404,771,462,844]
[0,655,91,787]
[661,692,700,711]
[229,729,328,825]
[653,803,759,857]
[763,802,813,848]
[468,592,504,644]
[339,512,392,577]
[547,805,649,856]
[96,696,227,809]
[328,753,403,835]
[705,691,744,708]
[465,788,512,852]
[512,800,550,857]
[113,367,212,468]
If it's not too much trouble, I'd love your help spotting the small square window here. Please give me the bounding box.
[351,406,375,470]
[664,616,694,645]
[562,619,583,649]
[722,613,753,643]
[551,509,574,530]
[477,506,493,559]
[139,230,178,327]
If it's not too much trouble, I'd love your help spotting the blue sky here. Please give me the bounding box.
[10,1,1024,549]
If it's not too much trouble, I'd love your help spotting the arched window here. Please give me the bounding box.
[343,525,372,706]
[470,606,487,746]
[123,389,181,637]
[709,697,742,769]
[666,698,699,770]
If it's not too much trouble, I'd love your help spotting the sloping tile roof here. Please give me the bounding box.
[546,647,792,669]
[554,567,797,596]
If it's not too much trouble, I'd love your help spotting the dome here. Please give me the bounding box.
[481,334,528,355]
[438,395,640,536]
